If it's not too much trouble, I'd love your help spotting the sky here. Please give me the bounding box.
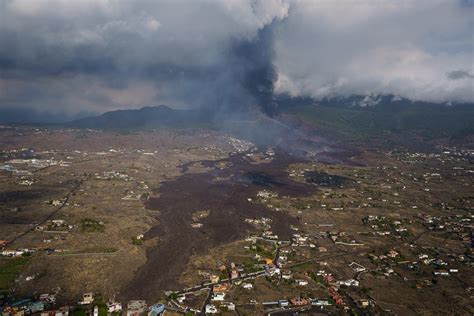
[0,0,473,116]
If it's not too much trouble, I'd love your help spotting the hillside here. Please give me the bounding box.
[278,95,474,149]
[69,105,212,130]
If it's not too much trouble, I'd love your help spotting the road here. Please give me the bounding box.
[5,178,85,247]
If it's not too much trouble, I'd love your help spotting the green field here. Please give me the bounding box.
[0,257,30,293]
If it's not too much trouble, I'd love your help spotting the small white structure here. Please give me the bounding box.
[107,302,122,313]
[205,304,218,314]
[211,293,225,302]
[78,293,94,305]
[242,283,253,290]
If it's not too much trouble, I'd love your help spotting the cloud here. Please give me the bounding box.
[447,69,474,80]
[273,0,474,103]
[0,0,472,116]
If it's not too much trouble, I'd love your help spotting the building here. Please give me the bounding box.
[222,302,235,311]
[107,302,122,314]
[296,279,308,286]
[242,283,253,290]
[148,303,165,316]
[211,293,225,302]
[78,293,93,305]
[205,304,218,314]
[278,300,289,307]
[209,274,220,283]
[213,283,229,293]
[290,298,309,306]
[127,300,147,316]
[358,299,370,308]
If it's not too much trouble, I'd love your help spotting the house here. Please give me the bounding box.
[148,303,165,316]
[387,250,399,258]
[358,299,370,308]
[230,270,239,279]
[264,258,273,265]
[55,306,70,316]
[209,274,220,283]
[205,304,218,314]
[222,302,235,311]
[40,310,62,316]
[265,264,280,276]
[127,301,147,316]
[339,279,359,287]
[296,279,308,286]
[278,300,289,307]
[78,293,93,305]
[27,301,45,313]
[242,283,253,290]
[281,270,292,280]
[39,294,56,304]
[433,270,450,276]
[213,283,229,293]
[107,302,122,314]
[51,219,66,227]
[311,299,331,306]
[290,298,309,306]
[1,249,24,257]
[211,293,225,302]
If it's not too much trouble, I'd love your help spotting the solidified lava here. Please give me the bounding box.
[304,171,349,187]
[120,149,316,301]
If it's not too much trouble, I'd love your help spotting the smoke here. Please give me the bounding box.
[232,23,279,116]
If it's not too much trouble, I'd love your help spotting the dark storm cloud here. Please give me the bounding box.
[0,0,472,116]
[0,0,290,114]
[447,70,474,80]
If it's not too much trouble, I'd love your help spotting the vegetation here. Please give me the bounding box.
[72,307,86,316]
[80,218,105,233]
[249,240,274,258]
[168,292,178,300]
[93,295,108,316]
[131,236,143,245]
[282,103,474,147]
[0,257,30,292]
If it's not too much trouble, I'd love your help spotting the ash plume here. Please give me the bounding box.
[231,23,279,117]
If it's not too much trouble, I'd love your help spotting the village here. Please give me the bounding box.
[0,126,472,315]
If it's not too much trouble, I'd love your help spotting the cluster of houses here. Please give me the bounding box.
[226,136,255,153]
[418,213,473,246]
[0,153,74,178]
[95,171,132,182]
[362,215,410,237]
[0,291,167,316]
[0,291,171,316]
